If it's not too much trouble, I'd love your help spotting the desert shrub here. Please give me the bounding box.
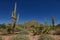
[32,27,44,35]
[11,34,29,40]
[7,28,12,34]
[29,26,51,35]
[48,30,56,35]
[19,30,28,35]
[49,29,60,35]
[0,24,6,29]
[35,26,50,34]
[55,29,60,35]
[0,29,7,34]
[38,34,53,40]
[14,27,21,32]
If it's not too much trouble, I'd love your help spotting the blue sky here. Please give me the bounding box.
[0,0,60,25]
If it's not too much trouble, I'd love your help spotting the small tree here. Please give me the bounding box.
[0,24,6,29]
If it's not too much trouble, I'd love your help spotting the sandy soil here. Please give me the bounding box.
[1,34,17,40]
[49,35,60,40]
[2,35,12,40]
[1,34,60,40]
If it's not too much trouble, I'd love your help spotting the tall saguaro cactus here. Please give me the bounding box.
[11,2,17,33]
[52,16,55,27]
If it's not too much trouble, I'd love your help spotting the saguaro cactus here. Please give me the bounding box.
[11,2,17,33]
[52,16,55,27]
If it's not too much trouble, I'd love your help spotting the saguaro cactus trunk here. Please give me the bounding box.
[11,2,17,33]
[52,16,55,27]
[12,22,16,33]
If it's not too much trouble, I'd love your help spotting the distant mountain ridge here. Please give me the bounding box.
[22,20,43,27]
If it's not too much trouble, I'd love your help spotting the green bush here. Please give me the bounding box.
[14,27,21,32]
[55,29,60,35]
[39,34,53,40]
[11,34,29,40]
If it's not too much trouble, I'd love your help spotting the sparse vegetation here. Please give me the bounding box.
[39,34,53,40]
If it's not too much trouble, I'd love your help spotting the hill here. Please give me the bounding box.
[22,20,43,27]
